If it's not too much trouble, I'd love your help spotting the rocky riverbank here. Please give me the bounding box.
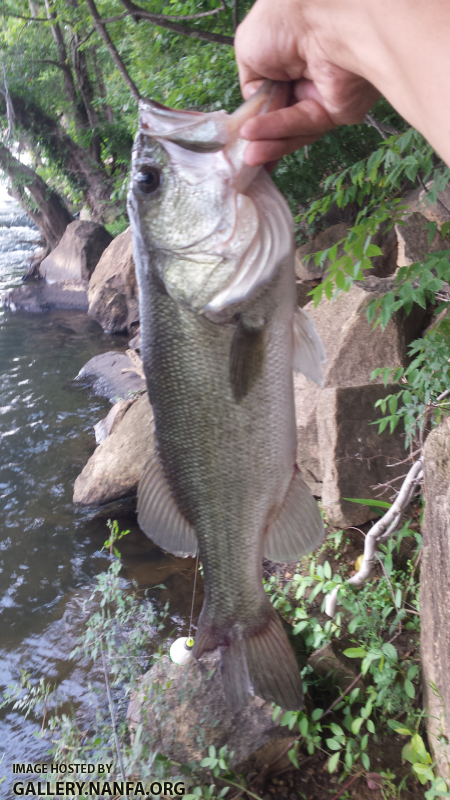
[3,185,445,526]
[4,180,450,781]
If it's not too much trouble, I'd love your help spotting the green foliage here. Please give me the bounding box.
[263,524,435,788]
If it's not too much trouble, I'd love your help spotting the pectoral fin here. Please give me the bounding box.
[229,317,265,403]
[293,307,326,387]
[264,467,324,562]
[137,451,197,557]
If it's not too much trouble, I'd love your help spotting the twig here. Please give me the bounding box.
[330,771,364,800]
[101,641,126,782]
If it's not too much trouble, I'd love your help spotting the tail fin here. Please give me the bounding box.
[194,603,303,713]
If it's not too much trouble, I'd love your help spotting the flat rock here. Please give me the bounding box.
[40,220,112,284]
[73,393,154,506]
[3,280,89,312]
[317,384,407,527]
[294,284,426,498]
[76,351,146,401]
[88,227,139,334]
[421,418,450,779]
[127,651,295,775]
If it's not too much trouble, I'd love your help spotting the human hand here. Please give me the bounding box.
[234,0,380,166]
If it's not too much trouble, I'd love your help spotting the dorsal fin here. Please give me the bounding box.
[137,451,197,557]
[264,467,324,562]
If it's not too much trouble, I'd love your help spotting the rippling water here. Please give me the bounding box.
[0,195,201,792]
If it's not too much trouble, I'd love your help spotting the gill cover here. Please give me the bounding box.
[135,82,294,314]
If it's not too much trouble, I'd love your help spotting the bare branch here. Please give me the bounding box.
[101,2,226,23]
[364,113,402,139]
[84,0,141,101]
[115,0,234,45]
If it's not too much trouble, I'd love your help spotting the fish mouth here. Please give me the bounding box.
[138,80,283,154]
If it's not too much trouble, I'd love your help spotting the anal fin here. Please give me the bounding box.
[137,451,197,557]
[293,307,326,387]
[264,467,324,562]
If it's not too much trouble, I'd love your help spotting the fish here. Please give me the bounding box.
[127,81,326,712]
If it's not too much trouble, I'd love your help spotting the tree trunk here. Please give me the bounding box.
[0,143,73,253]
[7,94,113,223]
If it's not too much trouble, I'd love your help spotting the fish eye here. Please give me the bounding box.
[136,166,161,195]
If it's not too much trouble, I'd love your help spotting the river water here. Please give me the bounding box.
[0,194,201,793]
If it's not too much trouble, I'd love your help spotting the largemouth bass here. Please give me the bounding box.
[127,82,325,711]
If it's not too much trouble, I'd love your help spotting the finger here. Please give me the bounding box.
[241,98,334,142]
[244,135,326,167]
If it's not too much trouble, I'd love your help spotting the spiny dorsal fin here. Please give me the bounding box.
[264,467,324,562]
[137,451,197,558]
[293,307,326,387]
[229,317,265,403]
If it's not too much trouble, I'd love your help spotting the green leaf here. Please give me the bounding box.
[351,717,364,735]
[343,647,367,658]
[326,738,343,751]
[328,752,340,773]
[343,497,391,509]
[312,708,323,721]
[404,679,415,699]
[299,716,309,737]
[329,723,345,736]
[382,642,398,662]
[361,752,370,770]
[288,747,299,769]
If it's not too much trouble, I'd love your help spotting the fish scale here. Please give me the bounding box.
[128,81,326,710]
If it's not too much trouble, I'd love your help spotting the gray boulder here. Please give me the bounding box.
[3,281,88,313]
[127,651,295,775]
[93,399,134,444]
[73,393,154,506]
[88,227,140,334]
[40,220,112,284]
[294,284,425,515]
[76,350,146,402]
[317,384,407,527]
[421,419,450,779]
[395,211,449,267]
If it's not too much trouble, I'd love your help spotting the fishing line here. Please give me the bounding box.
[169,549,199,665]
[188,549,200,641]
